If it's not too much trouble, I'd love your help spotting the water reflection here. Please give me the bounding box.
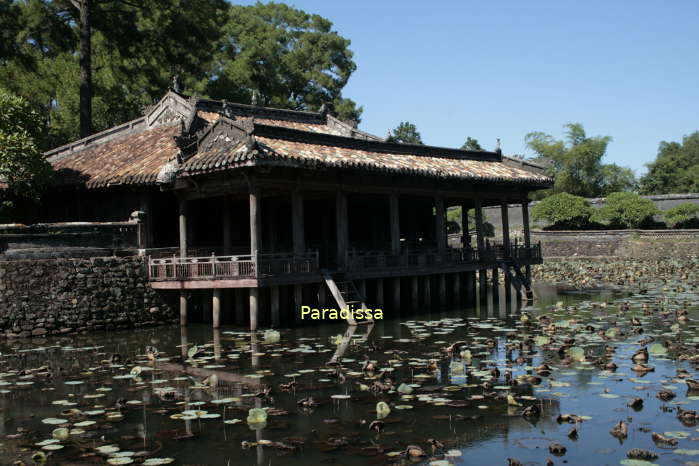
[0,282,696,465]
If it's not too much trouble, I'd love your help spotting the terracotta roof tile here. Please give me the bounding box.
[51,124,180,188]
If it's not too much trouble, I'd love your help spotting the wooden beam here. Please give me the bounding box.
[336,191,348,268]
[389,193,400,255]
[292,190,305,254]
[435,196,446,252]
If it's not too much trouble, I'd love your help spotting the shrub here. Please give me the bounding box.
[531,193,593,229]
[664,203,699,229]
[591,192,659,229]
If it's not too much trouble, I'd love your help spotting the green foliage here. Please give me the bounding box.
[531,193,593,229]
[388,121,422,144]
[526,123,635,198]
[210,2,361,122]
[1,0,361,147]
[640,132,699,194]
[663,203,699,229]
[0,89,53,219]
[461,137,482,151]
[591,192,659,229]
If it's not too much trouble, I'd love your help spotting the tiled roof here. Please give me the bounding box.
[42,91,552,190]
[51,124,181,188]
[180,128,551,185]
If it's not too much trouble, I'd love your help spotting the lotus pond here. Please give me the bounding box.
[2,280,699,466]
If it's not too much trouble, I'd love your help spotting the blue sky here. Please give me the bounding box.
[236,0,699,175]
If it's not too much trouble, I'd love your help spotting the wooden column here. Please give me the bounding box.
[223,198,232,255]
[336,191,348,268]
[466,271,476,306]
[453,272,461,305]
[139,192,153,248]
[392,277,401,311]
[178,198,187,258]
[376,278,384,306]
[271,286,280,327]
[389,193,400,255]
[212,289,221,329]
[438,273,446,306]
[501,198,510,251]
[423,275,432,306]
[461,204,470,248]
[435,196,446,252]
[318,284,326,307]
[491,268,499,303]
[358,280,367,300]
[522,200,532,283]
[478,269,487,304]
[412,276,419,310]
[294,284,303,321]
[179,291,187,326]
[292,190,305,254]
[249,288,258,331]
[474,198,485,252]
[250,187,261,258]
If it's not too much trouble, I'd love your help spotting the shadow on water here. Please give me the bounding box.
[0,281,696,465]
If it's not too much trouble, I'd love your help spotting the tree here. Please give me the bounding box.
[599,163,637,194]
[208,2,362,123]
[525,123,635,198]
[531,193,593,230]
[461,137,482,151]
[591,192,659,229]
[0,90,53,219]
[663,203,699,229]
[640,132,699,194]
[388,121,422,144]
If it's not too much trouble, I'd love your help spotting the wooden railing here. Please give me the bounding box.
[148,251,319,281]
[346,243,541,272]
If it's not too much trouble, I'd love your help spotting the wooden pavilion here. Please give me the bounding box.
[35,90,552,329]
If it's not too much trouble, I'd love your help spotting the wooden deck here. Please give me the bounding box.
[148,244,542,288]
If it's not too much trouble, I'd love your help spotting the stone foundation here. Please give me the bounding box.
[0,256,176,338]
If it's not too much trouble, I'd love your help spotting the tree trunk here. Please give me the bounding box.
[79,0,92,138]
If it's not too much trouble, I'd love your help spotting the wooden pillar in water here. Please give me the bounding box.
[249,185,261,331]
[491,268,500,303]
[336,191,348,268]
[358,279,367,300]
[392,277,401,311]
[423,275,431,306]
[212,289,221,329]
[389,193,400,255]
[466,271,476,306]
[318,283,326,307]
[438,273,446,307]
[292,190,305,320]
[474,199,487,304]
[501,198,512,303]
[522,200,532,283]
[376,278,384,306]
[178,197,188,325]
[271,286,280,327]
[453,272,461,306]
[411,276,419,310]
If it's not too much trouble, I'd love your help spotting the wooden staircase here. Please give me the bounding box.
[498,260,535,302]
[322,271,373,326]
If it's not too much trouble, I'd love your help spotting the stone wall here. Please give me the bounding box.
[532,230,699,258]
[0,256,176,338]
